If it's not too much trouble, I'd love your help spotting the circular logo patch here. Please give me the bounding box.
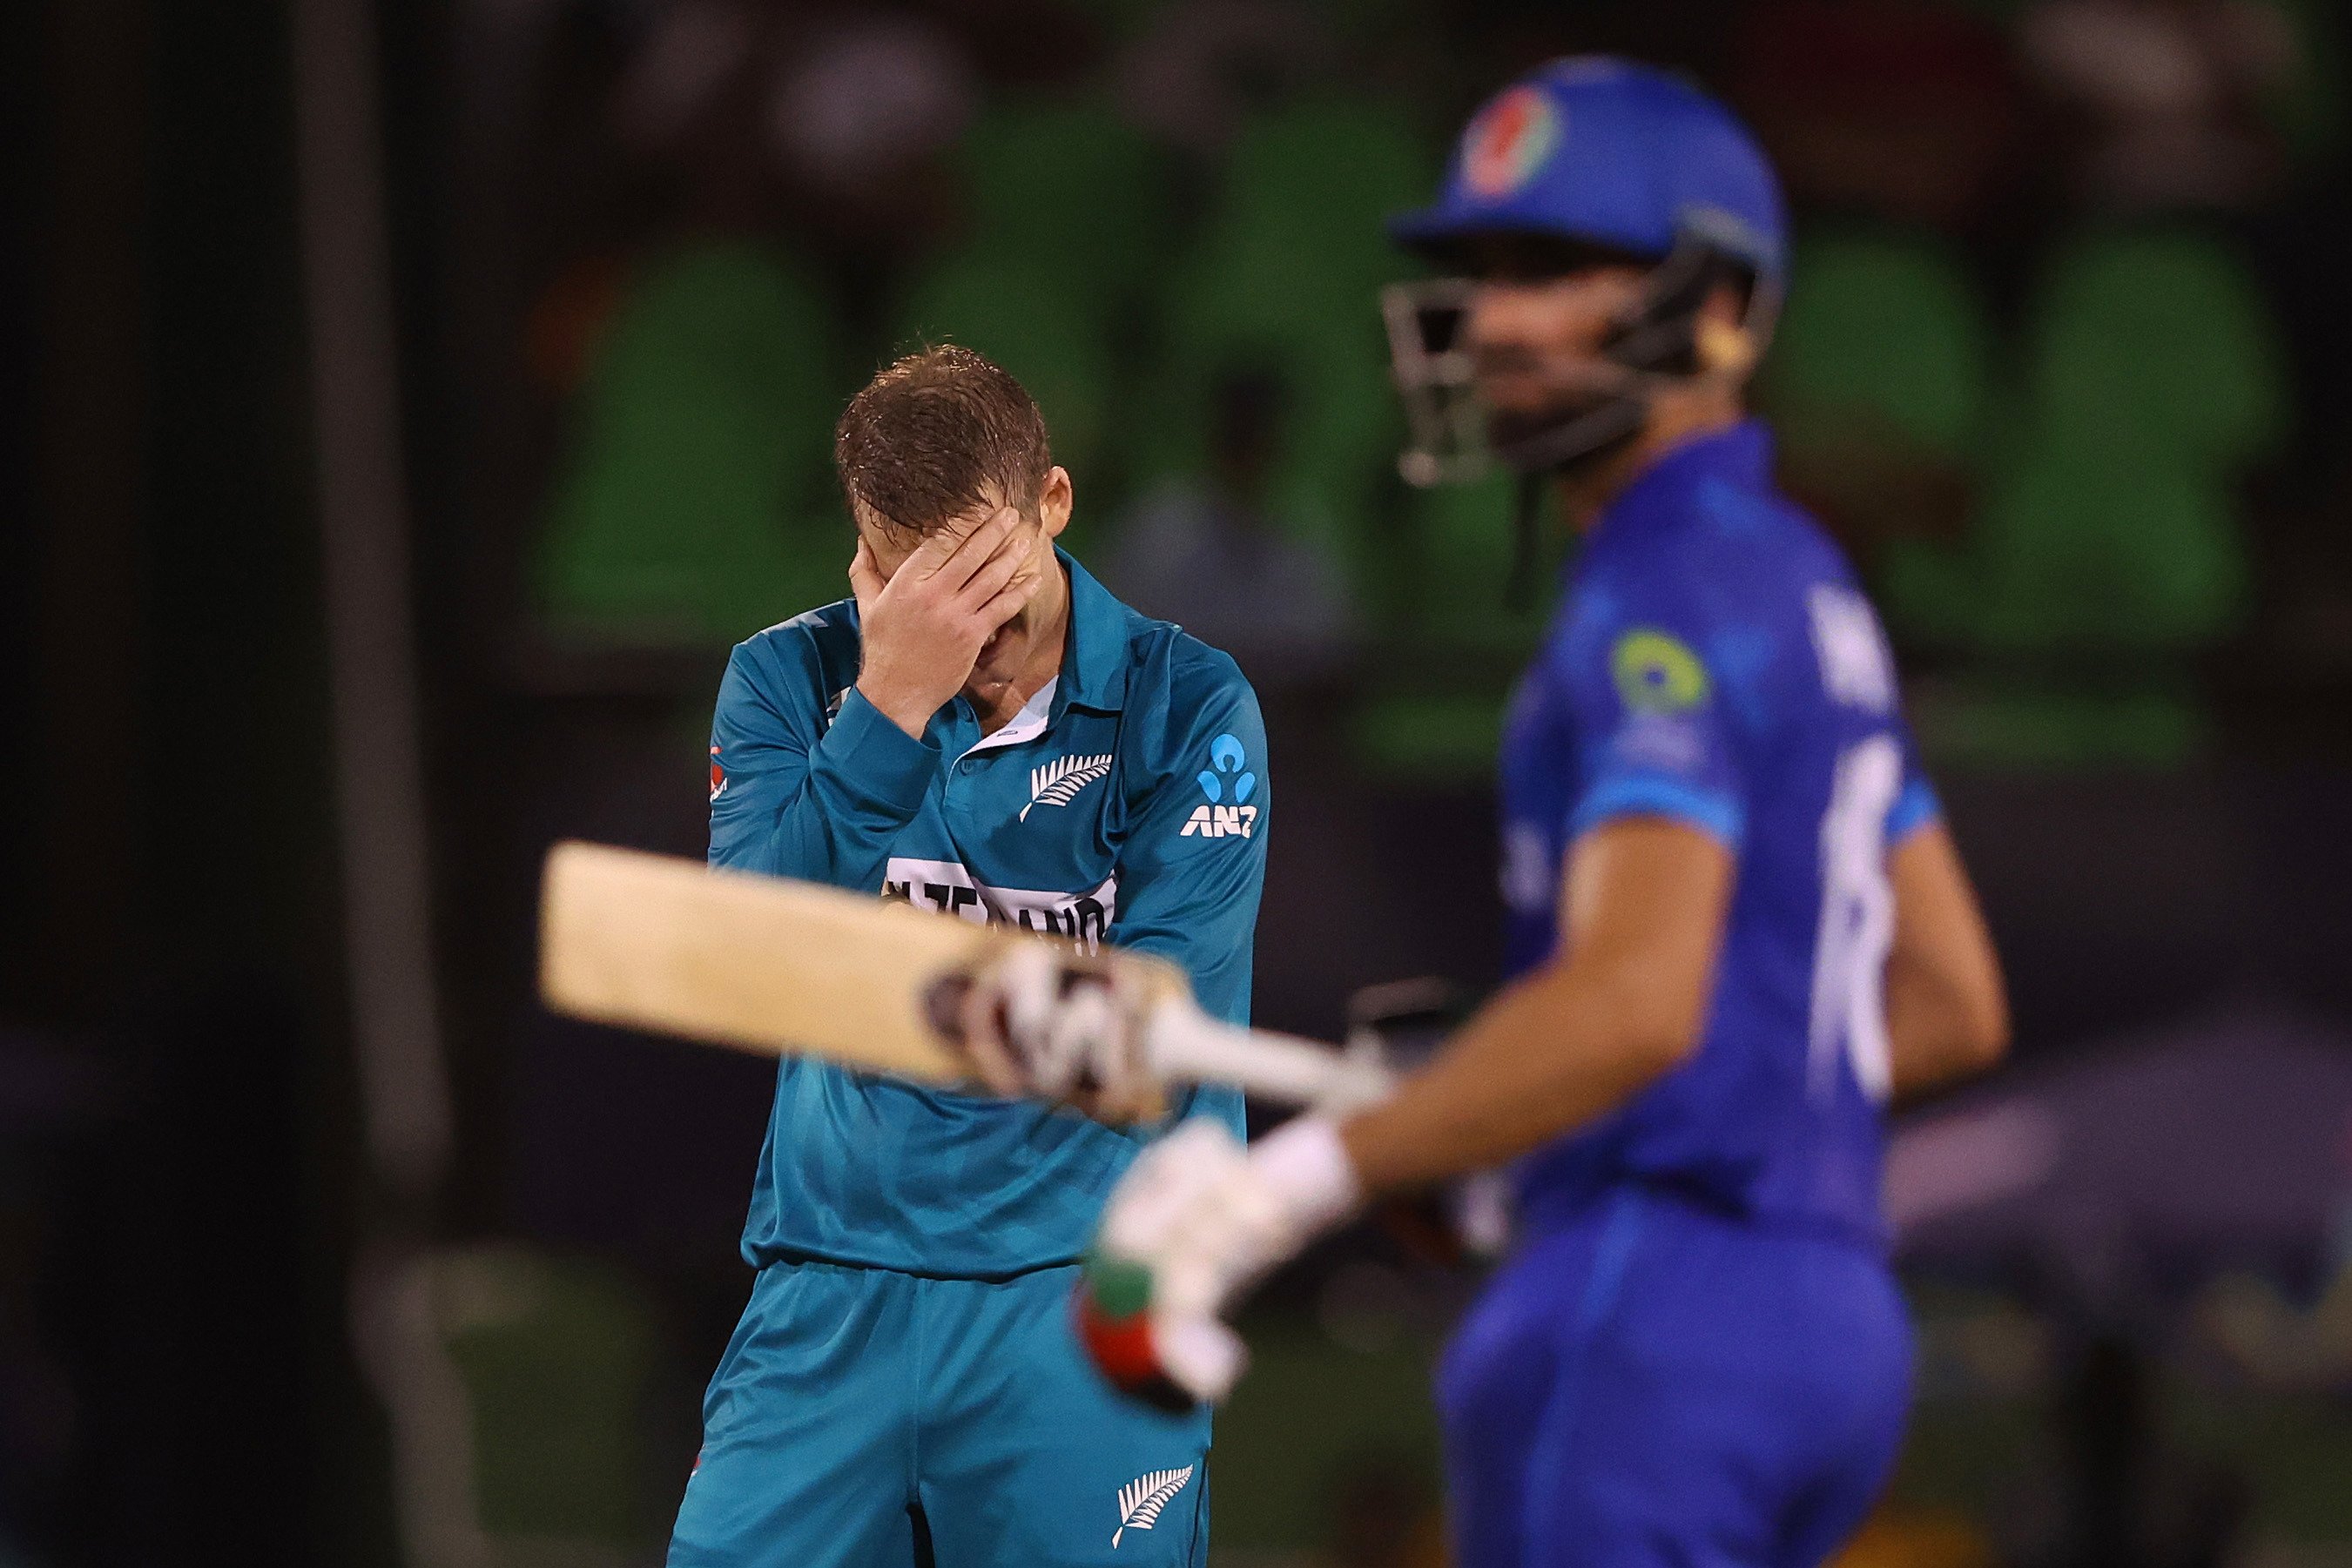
[1464,84,1560,199]
[1611,629,1711,714]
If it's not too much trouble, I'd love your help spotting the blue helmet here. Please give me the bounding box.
[1392,57,1786,286]
[1380,60,1787,601]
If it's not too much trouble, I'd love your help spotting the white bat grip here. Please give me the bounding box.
[1143,998,1395,1114]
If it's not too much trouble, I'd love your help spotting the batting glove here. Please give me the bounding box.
[957,943,1159,1120]
[1076,1114,1363,1406]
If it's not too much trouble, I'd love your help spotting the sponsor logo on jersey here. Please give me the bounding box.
[1112,1465,1195,1548]
[709,745,726,802]
[1807,583,1896,715]
[1183,731,1259,838]
[882,858,1116,951]
[1021,752,1114,822]
[1611,628,1711,714]
[1464,84,1560,199]
[1180,804,1259,838]
[1195,733,1256,804]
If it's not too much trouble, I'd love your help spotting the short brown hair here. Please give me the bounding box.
[834,345,1054,538]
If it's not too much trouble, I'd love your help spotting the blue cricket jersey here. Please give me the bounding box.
[1497,421,1938,1248]
[706,550,1264,1279]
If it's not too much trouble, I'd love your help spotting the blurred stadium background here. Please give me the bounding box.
[8,0,2352,1564]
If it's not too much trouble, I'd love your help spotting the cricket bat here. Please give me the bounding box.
[538,841,1392,1113]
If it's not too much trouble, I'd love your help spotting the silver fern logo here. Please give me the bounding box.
[1112,1465,1194,1548]
[1020,753,1113,822]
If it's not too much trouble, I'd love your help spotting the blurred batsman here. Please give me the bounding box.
[671,347,1268,1565]
[1029,58,2012,1568]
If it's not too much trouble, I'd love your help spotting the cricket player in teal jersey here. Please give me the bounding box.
[666,346,1263,1566]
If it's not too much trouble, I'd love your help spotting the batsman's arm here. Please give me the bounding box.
[1073,818,1726,1408]
[1339,817,1731,1194]
[1338,560,1746,1192]
[708,634,939,889]
[1884,820,2007,1097]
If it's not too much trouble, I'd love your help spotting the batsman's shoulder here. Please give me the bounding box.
[1689,474,1856,600]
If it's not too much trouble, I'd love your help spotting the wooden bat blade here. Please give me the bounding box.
[540,840,999,1082]
[536,842,1382,1117]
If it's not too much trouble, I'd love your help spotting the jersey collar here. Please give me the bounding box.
[955,675,1058,762]
[1057,548,1131,714]
[1590,417,1775,547]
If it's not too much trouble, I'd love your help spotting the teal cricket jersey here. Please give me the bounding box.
[705,549,1265,1279]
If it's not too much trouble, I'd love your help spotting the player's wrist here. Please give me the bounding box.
[1249,1114,1363,1240]
[855,667,949,740]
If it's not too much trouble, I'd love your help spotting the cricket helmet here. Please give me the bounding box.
[1382,58,1788,493]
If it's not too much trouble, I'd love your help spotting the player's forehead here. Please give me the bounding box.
[853,486,1018,561]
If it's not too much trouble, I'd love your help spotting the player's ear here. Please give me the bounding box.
[1038,467,1074,539]
[1696,286,1756,380]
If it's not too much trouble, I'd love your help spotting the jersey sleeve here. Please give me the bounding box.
[1885,731,1943,848]
[706,632,941,890]
[1556,577,1751,853]
[1105,657,1269,1029]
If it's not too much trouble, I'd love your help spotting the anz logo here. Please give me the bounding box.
[1180,732,1259,839]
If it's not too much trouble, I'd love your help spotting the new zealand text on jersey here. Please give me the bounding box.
[1180,804,1258,838]
[880,858,1117,951]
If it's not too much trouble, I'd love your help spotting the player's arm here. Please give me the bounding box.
[1100,672,1270,1028]
[1339,816,1729,1191]
[1342,812,2002,1186]
[710,509,1033,886]
[708,648,939,888]
[1074,814,1731,1403]
[1884,821,2007,1098]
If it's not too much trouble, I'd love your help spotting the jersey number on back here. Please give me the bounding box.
[1809,734,1899,1104]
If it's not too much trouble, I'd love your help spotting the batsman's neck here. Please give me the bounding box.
[965,556,1071,735]
[1556,390,1745,533]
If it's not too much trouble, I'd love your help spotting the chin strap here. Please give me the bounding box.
[1493,244,1779,608]
[1487,393,1648,487]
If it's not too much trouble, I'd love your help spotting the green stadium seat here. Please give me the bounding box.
[1754,227,1993,585]
[956,102,1176,315]
[1122,95,1567,774]
[1759,228,1992,468]
[895,252,1119,497]
[537,242,845,646]
[892,104,1176,515]
[1116,96,1533,772]
[2026,228,2287,475]
[1136,97,1437,598]
[1883,228,2288,769]
[1975,432,2250,654]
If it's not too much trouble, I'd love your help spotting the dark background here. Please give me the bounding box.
[7,1,2352,1564]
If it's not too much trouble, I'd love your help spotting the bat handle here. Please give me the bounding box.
[1142,999,1395,1113]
